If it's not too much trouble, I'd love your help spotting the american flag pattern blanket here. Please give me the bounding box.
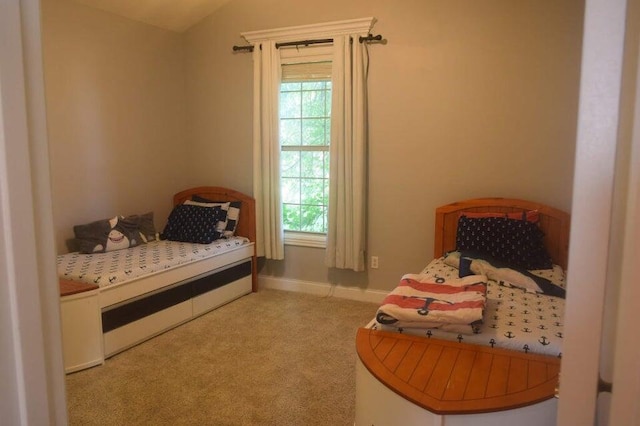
[376,274,487,334]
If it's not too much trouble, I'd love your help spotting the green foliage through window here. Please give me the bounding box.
[280,80,331,233]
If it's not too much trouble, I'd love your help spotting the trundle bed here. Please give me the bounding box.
[356,198,570,426]
[57,187,257,373]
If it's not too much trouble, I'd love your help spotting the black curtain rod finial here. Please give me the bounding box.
[232,45,254,52]
[359,34,383,43]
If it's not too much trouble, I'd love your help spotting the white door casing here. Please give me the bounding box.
[0,0,67,424]
[608,4,640,422]
[557,0,628,424]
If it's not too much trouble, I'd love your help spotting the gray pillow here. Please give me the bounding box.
[123,212,157,243]
[74,215,141,254]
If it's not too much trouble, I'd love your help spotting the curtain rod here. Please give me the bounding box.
[232,34,383,53]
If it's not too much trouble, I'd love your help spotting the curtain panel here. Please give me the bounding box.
[324,35,368,272]
[252,41,285,259]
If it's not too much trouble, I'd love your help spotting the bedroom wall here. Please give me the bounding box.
[184,0,584,292]
[41,0,190,253]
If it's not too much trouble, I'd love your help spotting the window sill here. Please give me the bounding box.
[284,231,326,248]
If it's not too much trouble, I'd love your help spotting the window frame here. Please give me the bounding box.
[280,47,332,248]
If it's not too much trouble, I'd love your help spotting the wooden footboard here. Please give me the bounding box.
[356,328,559,414]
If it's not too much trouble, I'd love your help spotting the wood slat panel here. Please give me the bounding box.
[485,354,511,398]
[395,342,428,382]
[356,328,560,414]
[425,347,460,400]
[373,336,397,360]
[383,339,413,372]
[442,349,476,401]
[408,344,443,391]
[507,357,529,394]
[528,360,548,388]
[463,351,494,400]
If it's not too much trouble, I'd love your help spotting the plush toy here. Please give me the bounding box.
[74,215,140,254]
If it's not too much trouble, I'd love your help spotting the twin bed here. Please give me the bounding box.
[58,187,257,368]
[356,197,570,426]
[59,189,568,424]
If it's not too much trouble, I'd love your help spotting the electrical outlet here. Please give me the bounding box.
[371,256,379,269]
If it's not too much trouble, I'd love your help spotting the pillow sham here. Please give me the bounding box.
[455,215,553,270]
[74,215,141,254]
[161,204,224,244]
[188,195,241,238]
[122,212,157,243]
[459,210,539,223]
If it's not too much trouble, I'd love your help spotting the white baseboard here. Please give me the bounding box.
[258,275,387,304]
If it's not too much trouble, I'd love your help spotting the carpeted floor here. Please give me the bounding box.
[65,289,378,426]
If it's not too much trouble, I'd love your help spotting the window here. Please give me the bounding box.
[246,18,373,263]
[279,58,332,247]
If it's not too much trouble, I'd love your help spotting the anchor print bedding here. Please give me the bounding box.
[371,256,565,357]
[57,236,250,288]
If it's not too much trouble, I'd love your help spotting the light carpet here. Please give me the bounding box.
[65,289,378,426]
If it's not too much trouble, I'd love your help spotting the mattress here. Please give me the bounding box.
[57,237,250,288]
[370,257,565,357]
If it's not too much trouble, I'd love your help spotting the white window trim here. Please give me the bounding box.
[242,17,376,46]
[280,57,331,245]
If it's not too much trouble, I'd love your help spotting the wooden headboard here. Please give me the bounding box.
[434,198,571,270]
[173,186,258,291]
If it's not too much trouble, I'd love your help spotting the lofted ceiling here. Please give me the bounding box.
[72,0,232,33]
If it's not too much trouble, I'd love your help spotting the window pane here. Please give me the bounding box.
[283,204,301,231]
[281,82,301,92]
[301,178,325,205]
[300,205,325,233]
[281,178,300,204]
[302,81,325,90]
[302,90,326,117]
[279,76,331,235]
[281,151,300,178]
[280,119,301,146]
[300,151,325,178]
[280,91,301,118]
[302,118,328,146]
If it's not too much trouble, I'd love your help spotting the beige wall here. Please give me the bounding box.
[42,0,190,253]
[40,0,584,290]
[185,0,584,291]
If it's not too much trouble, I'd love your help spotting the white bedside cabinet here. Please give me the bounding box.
[59,280,104,373]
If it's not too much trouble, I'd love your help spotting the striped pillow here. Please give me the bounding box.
[187,195,242,238]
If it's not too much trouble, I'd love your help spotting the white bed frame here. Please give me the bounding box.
[101,245,254,357]
[61,187,257,371]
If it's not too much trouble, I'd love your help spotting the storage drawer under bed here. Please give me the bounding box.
[102,260,252,357]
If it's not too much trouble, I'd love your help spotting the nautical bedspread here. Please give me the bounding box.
[57,237,250,288]
[371,256,566,357]
[376,274,487,334]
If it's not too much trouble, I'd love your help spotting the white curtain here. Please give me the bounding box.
[325,35,368,271]
[252,41,285,259]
